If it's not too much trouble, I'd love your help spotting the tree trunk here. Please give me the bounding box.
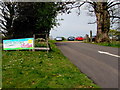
[94,2,110,43]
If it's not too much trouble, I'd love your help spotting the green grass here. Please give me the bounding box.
[90,41,120,48]
[83,40,120,48]
[2,40,99,88]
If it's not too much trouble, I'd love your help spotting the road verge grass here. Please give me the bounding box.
[2,40,99,88]
[84,41,120,48]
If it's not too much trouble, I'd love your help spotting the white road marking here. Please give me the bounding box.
[98,51,120,58]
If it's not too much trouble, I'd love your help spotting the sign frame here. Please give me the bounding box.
[3,38,34,50]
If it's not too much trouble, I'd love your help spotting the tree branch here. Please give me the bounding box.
[107,1,114,8]
[58,2,85,14]
[108,3,120,9]
[0,30,6,35]
[1,21,6,27]
[0,14,4,18]
[88,21,97,24]
[110,16,120,19]
[0,24,6,30]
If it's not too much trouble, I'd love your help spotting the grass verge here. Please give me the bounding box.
[84,41,120,48]
[2,40,99,88]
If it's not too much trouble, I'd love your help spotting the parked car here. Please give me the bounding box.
[67,36,75,41]
[75,36,84,41]
[55,37,63,41]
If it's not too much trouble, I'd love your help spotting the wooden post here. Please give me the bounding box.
[86,34,89,42]
[90,30,92,42]
[33,34,35,51]
[46,34,49,53]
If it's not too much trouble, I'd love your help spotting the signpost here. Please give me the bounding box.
[3,38,34,50]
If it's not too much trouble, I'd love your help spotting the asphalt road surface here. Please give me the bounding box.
[55,41,119,88]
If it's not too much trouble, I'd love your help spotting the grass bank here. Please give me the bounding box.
[84,41,120,48]
[2,40,99,88]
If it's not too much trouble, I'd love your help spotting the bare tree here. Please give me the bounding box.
[58,0,120,42]
[0,1,16,38]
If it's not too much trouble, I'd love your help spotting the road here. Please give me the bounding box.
[55,41,119,88]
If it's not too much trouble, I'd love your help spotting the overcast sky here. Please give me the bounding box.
[50,5,97,39]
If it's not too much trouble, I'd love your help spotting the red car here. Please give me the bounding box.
[75,36,84,41]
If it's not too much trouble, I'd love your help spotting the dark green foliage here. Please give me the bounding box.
[36,3,58,34]
[12,3,38,38]
[12,2,59,39]
[1,2,59,39]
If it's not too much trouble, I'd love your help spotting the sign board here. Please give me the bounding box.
[3,38,34,50]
